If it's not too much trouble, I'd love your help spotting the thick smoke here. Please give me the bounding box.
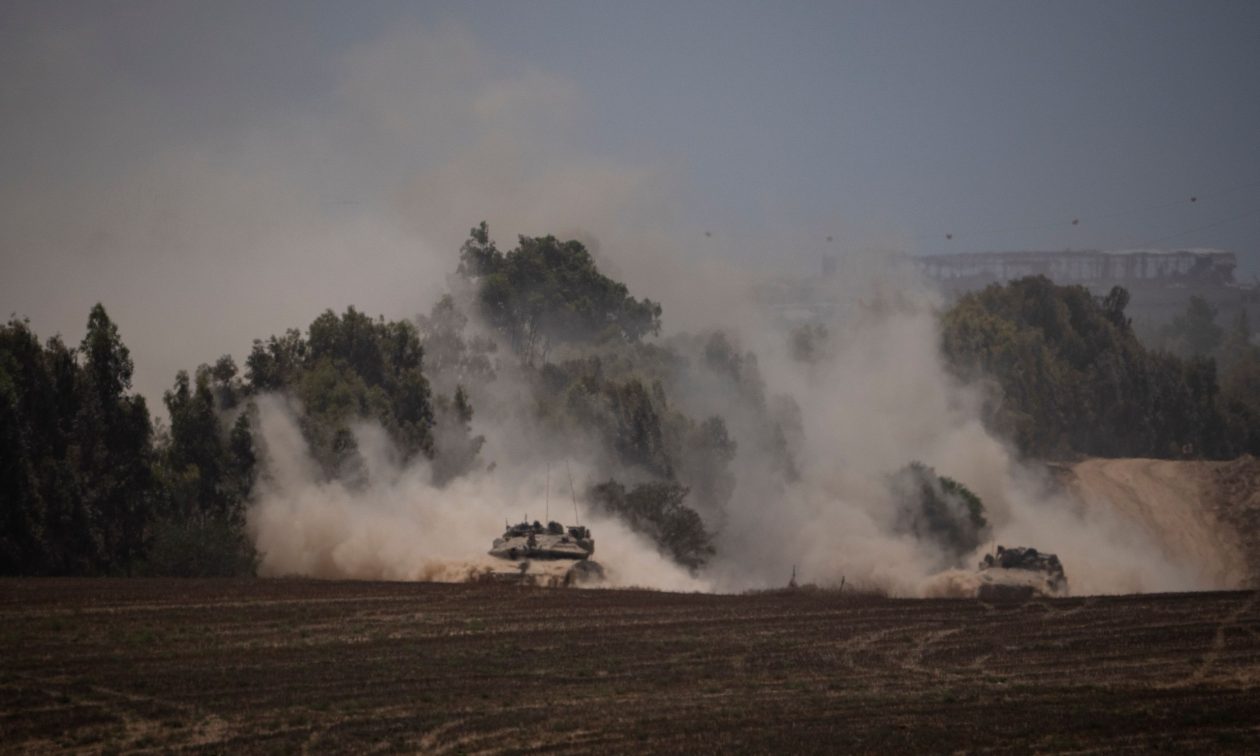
[669,251,1213,596]
[249,394,709,592]
[247,245,1216,596]
[0,15,670,409]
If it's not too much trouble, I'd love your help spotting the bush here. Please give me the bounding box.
[888,462,990,568]
[588,480,714,570]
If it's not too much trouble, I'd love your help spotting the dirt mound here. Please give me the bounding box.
[1207,456,1260,583]
[1059,456,1260,588]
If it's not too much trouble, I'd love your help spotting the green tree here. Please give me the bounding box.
[241,308,440,482]
[76,305,154,573]
[162,367,257,524]
[1,307,160,575]
[942,277,1231,459]
[1219,309,1255,373]
[559,366,674,478]
[678,416,737,515]
[889,462,990,568]
[456,220,504,279]
[29,334,93,574]
[458,224,662,364]
[431,385,485,486]
[416,294,496,393]
[244,328,306,392]
[1162,296,1224,358]
[1218,309,1260,455]
[0,319,47,573]
[702,331,766,409]
[588,479,714,570]
[1101,286,1131,329]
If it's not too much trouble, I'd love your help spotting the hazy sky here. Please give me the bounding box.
[3,1,1258,408]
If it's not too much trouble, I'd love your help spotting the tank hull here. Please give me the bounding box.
[480,558,606,587]
[486,521,605,587]
[976,545,1068,600]
[976,568,1067,601]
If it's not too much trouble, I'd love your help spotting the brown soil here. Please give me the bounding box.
[3,578,1259,753]
[1060,456,1260,587]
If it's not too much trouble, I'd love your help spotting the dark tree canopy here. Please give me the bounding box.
[1,307,155,575]
[0,302,449,576]
[245,307,437,474]
[941,276,1248,459]
[1161,296,1224,359]
[889,462,990,568]
[588,479,714,570]
[458,223,662,364]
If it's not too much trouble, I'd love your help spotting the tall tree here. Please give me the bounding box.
[458,224,662,365]
[588,480,714,570]
[942,278,1232,458]
[77,305,154,573]
[1161,296,1224,358]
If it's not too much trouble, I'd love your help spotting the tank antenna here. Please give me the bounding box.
[566,459,579,527]
[545,463,550,523]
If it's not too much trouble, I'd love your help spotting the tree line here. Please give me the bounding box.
[6,228,1257,577]
[0,225,709,576]
[0,303,462,575]
[942,277,1260,459]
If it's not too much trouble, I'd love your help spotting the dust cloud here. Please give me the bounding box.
[249,395,709,593]
[655,251,1210,596]
[248,246,1216,596]
[0,16,672,410]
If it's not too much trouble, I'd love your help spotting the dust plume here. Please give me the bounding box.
[248,394,708,592]
[651,250,1217,596]
[245,242,1219,596]
[0,14,674,410]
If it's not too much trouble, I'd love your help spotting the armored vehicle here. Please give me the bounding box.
[487,520,606,587]
[976,545,1068,600]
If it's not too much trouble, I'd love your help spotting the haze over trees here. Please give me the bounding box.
[4,226,1259,578]
[457,222,662,365]
[0,225,711,575]
[888,462,990,570]
[1158,296,1225,359]
[941,276,1259,460]
[449,225,745,568]
[0,305,450,575]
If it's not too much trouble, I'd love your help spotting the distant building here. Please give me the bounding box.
[759,248,1256,332]
[910,249,1237,289]
[910,248,1257,332]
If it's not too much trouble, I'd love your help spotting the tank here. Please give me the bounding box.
[487,520,606,587]
[976,545,1068,600]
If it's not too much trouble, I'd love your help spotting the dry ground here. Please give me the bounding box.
[1063,456,1260,587]
[3,580,1260,753]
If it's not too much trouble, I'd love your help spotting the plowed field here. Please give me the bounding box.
[3,579,1259,753]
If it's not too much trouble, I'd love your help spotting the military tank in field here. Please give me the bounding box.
[976,545,1068,600]
[487,520,606,587]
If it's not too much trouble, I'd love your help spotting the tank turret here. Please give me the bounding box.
[976,545,1068,600]
[487,520,605,586]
